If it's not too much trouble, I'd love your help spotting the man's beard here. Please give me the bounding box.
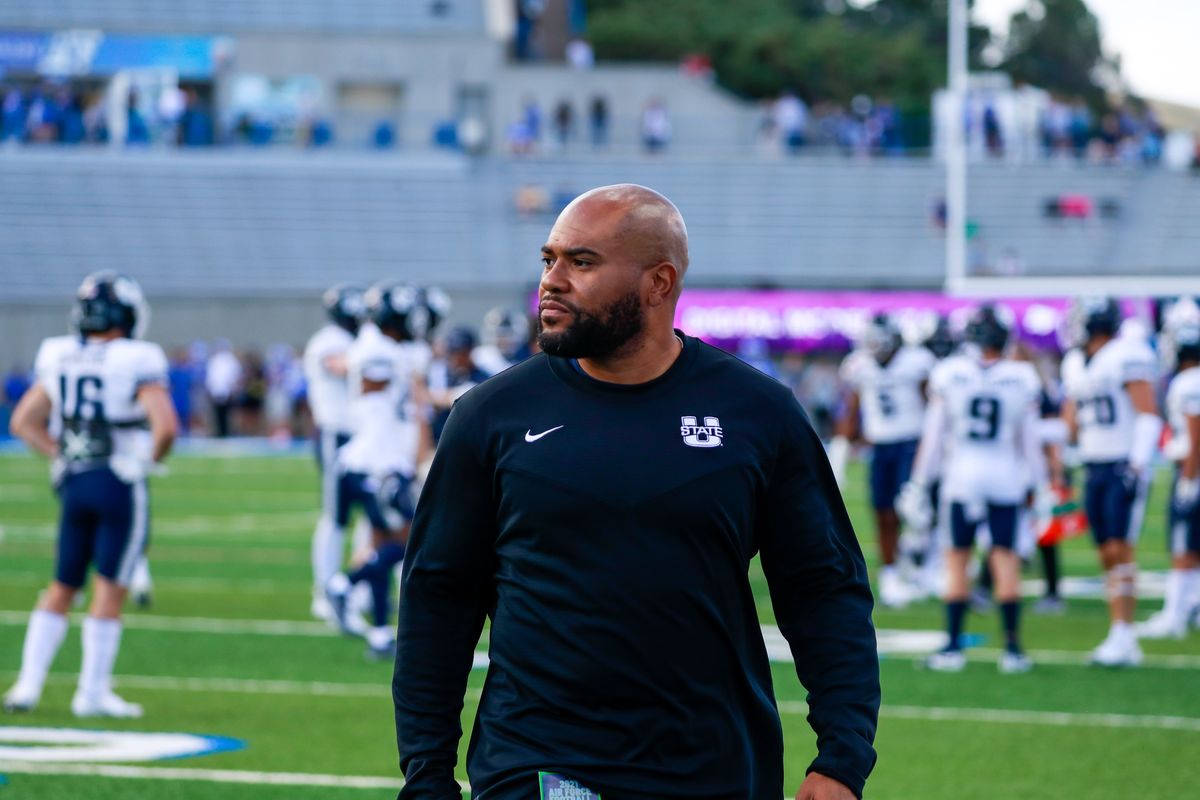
[537,291,644,359]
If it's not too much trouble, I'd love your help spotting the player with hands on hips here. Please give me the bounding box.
[4,271,178,718]
[902,305,1045,673]
[1060,297,1161,667]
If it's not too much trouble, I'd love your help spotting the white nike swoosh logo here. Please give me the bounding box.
[524,425,564,443]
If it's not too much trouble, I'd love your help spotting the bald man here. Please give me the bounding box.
[393,185,879,800]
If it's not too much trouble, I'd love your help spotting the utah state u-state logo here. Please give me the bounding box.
[680,416,723,448]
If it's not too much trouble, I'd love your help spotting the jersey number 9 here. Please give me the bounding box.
[968,396,1000,441]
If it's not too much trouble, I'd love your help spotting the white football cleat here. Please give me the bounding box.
[998,651,1033,674]
[924,649,967,673]
[1089,634,1143,668]
[3,684,40,714]
[311,593,334,623]
[1136,612,1187,640]
[71,691,144,719]
[878,570,918,609]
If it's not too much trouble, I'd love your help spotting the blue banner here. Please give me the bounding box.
[0,31,49,72]
[0,31,231,77]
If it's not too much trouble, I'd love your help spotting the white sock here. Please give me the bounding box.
[1111,620,1133,641]
[880,565,899,582]
[130,558,152,594]
[78,617,123,699]
[1184,569,1200,617]
[1162,569,1187,625]
[13,609,68,695]
[312,517,344,592]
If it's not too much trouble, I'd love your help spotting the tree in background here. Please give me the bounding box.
[1000,0,1117,109]
[585,0,1121,144]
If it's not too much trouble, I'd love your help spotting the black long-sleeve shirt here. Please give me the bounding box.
[393,333,880,799]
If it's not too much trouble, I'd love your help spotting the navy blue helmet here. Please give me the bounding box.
[321,283,365,334]
[365,281,426,341]
[1069,296,1122,345]
[862,313,902,363]
[924,316,958,359]
[443,325,478,353]
[965,305,1010,352]
[1177,324,1200,365]
[417,286,452,340]
[72,270,149,339]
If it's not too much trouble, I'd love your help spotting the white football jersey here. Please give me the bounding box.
[35,335,168,470]
[342,325,424,476]
[473,344,515,376]
[1061,337,1158,463]
[929,355,1042,503]
[337,389,418,477]
[303,324,355,434]
[1164,366,1200,462]
[840,345,935,443]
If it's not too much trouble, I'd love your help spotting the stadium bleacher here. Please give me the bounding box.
[4,148,1197,363]
[0,0,484,34]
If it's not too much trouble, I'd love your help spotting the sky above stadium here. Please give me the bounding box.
[973,0,1200,108]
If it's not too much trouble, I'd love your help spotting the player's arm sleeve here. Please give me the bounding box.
[393,397,496,798]
[910,366,947,486]
[757,395,880,799]
[135,344,169,389]
[33,339,60,393]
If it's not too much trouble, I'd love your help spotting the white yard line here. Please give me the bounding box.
[2,611,1199,670]
[777,702,1200,733]
[0,571,298,594]
[0,762,415,790]
[0,611,334,637]
[0,671,485,701]
[0,511,317,541]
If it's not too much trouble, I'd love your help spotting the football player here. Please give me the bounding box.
[1061,298,1161,667]
[833,313,936,607]
[304,284,365,622]
[428,326,490,444]
[4,272,177,717]
[473,306,534,375]
[325,282,426,658]
[901,315,961,597]
[902,306,1045,673]
[1138,303,1200,639]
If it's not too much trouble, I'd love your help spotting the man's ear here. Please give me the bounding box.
[645,262,679,308]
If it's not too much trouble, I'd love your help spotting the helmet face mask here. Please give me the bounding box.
[72,270,149,339]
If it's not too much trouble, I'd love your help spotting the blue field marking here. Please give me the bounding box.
[158,733,246,761]
[0,727,246,764]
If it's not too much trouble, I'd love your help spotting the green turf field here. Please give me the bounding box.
[1,452,1197,799]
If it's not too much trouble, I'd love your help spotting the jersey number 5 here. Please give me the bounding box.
[968,396,1000,441]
